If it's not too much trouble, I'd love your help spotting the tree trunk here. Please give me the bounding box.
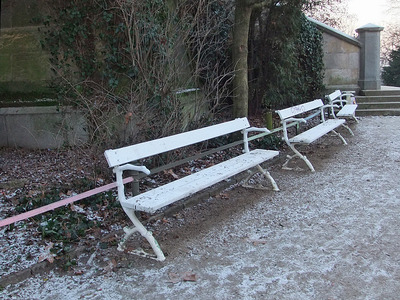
[232,0,253,118]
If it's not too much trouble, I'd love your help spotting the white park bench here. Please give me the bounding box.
[104,117,279,261]
[276,99,347,173]
[327,89,358,124]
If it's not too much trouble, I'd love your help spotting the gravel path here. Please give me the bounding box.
[2,116,400,299]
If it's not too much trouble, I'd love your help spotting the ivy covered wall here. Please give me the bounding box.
[0,0,52,96]
[0,1,364,100]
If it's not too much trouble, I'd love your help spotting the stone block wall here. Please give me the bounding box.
[322,33,360,90]
[308,17,362,92]
[0,106,88,148]
[0,0,52,94]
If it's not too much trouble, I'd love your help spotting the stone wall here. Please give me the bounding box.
[1,3,381,97]
[0,106,88,148]
[308,17,362,93]
[322,33,360,91]
[0,0,52,94]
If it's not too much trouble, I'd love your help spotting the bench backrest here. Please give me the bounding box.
[327,90,341,102]
[276,99,323,120]
[104,117,250,167]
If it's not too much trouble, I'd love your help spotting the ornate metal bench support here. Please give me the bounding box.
[282,144,315,172]
[118,206,166,261]
[242,165,280,191]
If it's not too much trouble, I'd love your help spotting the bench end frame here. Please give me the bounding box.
[276,99,348,172]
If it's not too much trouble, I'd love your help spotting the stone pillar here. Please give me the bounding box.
[356,23,384,90]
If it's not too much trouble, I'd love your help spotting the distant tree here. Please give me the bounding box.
[382,47,400,87]
[304,0,356,35]
[381,25,400,66]
[387,0,400,15]
[381,1,400,66]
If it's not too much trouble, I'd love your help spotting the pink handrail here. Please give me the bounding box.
[0,177,133,228]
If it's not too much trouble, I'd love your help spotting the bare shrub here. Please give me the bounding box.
[41,0,234,157]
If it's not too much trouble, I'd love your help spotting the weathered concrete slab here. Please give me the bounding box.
[0,106,88,148]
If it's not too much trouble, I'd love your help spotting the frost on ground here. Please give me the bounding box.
[1,116,400,299]
[0,144,243,280]
[0,149,104,278]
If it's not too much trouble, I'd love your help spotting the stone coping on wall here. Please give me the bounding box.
[307,16,361,48]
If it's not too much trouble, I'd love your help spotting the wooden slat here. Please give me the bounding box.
[276,99,323,120]
[327,90,341,101]
[337,104,357,117]
[289,119,345,144]
[104,118,250,167]
[121,149,279,213]
[135,129,285,181]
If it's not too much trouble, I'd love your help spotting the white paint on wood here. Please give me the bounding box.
[327,90,342,102]
[276,99,323,120]
[104,118,250,167]
[289,119,345,144]
[120,149,279,213]
[337,104,357,117]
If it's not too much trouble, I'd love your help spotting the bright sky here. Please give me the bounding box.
[348,0,388,28]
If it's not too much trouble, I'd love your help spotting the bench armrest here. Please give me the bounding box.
[322,104,339,109]
[279,118,307,144]
[281,117,307,125]
[244,127,271,134]
[114,164,151,175]
[341,91,354,98]
[339,91,355,106]
[243,127,271,153]
[113,164,151,203]
[320,104,339,121]
[332,99,347,107]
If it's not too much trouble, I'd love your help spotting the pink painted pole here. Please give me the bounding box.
[0,177,134,228]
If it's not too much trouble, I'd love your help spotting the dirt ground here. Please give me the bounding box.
[1,116,400,299]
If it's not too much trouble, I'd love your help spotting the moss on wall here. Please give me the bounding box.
[0,0,53,97]
[1,0,45,28]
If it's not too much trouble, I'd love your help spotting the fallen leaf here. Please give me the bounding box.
[247,238,268,245]
[218,193,229,199]
[167,169,179,179]
[74,270,84,276]
[167,271,197,283]
[38,242,56,263]
[124,112,133,124]
[38,254,54,264]
[182,272,197,282]
[168,272,181,284]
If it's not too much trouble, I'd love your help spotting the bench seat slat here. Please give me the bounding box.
[337,104,357,117]
[104,118,250,167]
[120,149,279,213]
[289,119,345,144]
